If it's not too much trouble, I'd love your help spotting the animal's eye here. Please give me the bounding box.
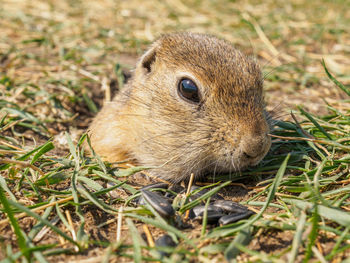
[178,78,200,103]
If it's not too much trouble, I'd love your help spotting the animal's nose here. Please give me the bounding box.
[243,150,260,159]
[241,134,271,160]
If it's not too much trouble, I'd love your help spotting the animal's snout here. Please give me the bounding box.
[241,133,271,163]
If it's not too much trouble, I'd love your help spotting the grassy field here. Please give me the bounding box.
[0,0,350,262]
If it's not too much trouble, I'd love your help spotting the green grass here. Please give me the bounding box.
[2,96,350,261]
[1,0,350,262]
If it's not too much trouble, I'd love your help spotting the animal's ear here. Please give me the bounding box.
[139,44,158,73]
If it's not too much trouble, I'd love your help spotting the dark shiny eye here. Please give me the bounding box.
[178,78,200,103]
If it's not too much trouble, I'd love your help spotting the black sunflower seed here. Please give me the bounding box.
[212,200,249,214]
[219,210,255,225]
[192,205,223,217]
[155,234,177,257]
[141,189,175,218]
[194,211,224,224]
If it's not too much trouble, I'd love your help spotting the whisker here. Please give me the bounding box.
[261,51,283,70]
[262,62,294,80]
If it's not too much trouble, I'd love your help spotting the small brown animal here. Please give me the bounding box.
[88,32,271,182]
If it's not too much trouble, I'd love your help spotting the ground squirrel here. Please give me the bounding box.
[88,32,271,182]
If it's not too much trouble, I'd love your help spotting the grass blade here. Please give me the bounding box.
[7,199,80,248]
[0,175,16,201]
[31,141,54,164]
[201,197,211,237]
[125,213,195,247]
[304,205,320,262]
[322,59,350,96]
[0,186,29,260]
[288,211,307,263]
[283,199,350,227]
[224,226,252,262]
[77,184,117,213]
[298,106,332,140]
[126,218,144,263]
[179,181,231,213]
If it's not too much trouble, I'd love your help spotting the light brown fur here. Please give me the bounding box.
[88,32,271,182]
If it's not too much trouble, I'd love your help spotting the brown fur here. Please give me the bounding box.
[88,32,271,182]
